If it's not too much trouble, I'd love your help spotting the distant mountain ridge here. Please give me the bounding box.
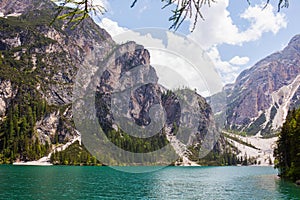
[222,34,300,135]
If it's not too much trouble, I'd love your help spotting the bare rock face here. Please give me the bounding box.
[94,41,221,164]
[0,0,53,16]
[0,79,17,120]
[0,0,113,106]
[95,41,212,132]
[224,34,300,135]
[0,0,114,149]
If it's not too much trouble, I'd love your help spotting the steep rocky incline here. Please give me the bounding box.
[0,0,114,162]
[91,41,223,165]
[224,34,300,135]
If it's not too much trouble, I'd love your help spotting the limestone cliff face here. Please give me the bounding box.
[95,42,160,132]
[94,41,222,164]
[1,0,114,105]
[0,0,113,157]
[224,34,300,135]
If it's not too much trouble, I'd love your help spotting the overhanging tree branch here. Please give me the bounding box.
[51,0,106,28]
[52,0,289,31]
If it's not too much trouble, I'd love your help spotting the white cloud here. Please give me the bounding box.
[99,18,128,37]
[229,56,250,65]
[187,0,287,83]
[188,0,287,48]
[207,46,240,84]
[99,18,165,47]
[239,4,287,42]
[188,0,239,48]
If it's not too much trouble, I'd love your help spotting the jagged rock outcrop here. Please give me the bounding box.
[0,0,114,161]
[92,41,222,165]
[223,34,300,135]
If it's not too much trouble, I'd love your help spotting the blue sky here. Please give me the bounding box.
[93,0,300,85]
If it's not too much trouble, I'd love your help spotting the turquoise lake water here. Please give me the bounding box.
[0,166,299,199]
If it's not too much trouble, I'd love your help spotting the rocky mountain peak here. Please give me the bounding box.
[222,34,300,135]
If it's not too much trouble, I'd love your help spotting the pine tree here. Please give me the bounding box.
[274,108,300,181]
